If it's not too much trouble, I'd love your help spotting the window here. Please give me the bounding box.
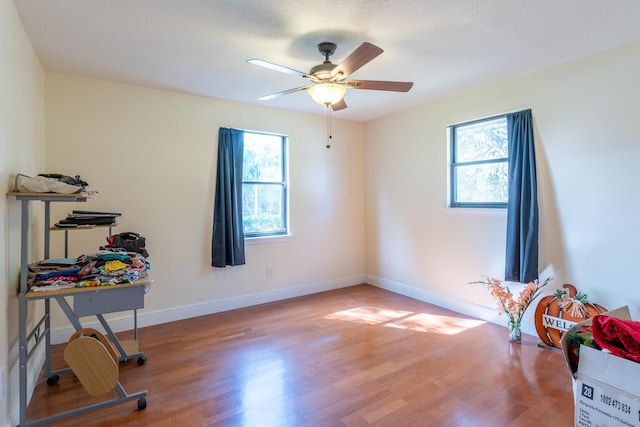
[242,131,288,237]
[450,115,508,208]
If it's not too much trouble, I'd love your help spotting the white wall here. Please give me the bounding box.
[1,0,46,425]
[44,74,366,335]
[365,41,640,333]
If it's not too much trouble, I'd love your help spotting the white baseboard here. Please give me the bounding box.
[51,274,366,344]
[365,274,538,335]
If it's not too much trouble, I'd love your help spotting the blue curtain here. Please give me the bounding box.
[211,127,245,267]
[505,109,538,283]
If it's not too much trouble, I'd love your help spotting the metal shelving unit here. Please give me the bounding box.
[8,192,149,427]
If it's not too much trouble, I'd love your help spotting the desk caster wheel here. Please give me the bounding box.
[46,375,60,386]
[138,397,147,410]
[137,356,147,365]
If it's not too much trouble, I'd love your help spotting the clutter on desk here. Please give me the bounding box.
[105,232,149,257]
[28,242,151,292]
[15,173,88,194]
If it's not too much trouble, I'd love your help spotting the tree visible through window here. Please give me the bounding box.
[450,116,508,208]
[242,131,288,237]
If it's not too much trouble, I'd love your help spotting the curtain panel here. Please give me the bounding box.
[211,127,246,267]
[505,109,539,283]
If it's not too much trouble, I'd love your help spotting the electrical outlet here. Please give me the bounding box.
[266,266,273,278]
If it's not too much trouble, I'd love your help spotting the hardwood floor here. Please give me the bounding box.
[26,285,575,426]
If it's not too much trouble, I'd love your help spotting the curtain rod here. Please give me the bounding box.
[448,107,532,128]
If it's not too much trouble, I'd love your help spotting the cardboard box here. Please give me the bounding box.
[561,306,640,427]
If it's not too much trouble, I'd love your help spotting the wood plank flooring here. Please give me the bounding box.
[26,284,575,426]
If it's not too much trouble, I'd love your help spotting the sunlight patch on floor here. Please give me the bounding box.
[324,306,486,335]
[324,306,413,325]
[386,312,485,335]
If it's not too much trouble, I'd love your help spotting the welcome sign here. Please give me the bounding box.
[534,284,607,349]
[541,314,578,332]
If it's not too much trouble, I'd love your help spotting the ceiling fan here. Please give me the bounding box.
[248,41,413,111]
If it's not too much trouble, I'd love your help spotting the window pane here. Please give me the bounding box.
[243,133,283,182]
[242,183,285,234]
[454,117,508,162]
[241,129,288,237]
[455,163,508,203]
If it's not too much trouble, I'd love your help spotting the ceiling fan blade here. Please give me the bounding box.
[247,59,307,78]
[330,42,383,80]
[331,98,347,111]
[345,80,413,92]
[257,86,310,101]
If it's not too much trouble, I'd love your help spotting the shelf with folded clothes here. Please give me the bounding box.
[24,271,152,299]
[26,251,152,295]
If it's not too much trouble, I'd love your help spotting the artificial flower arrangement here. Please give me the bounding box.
[563,324,598,370]
[565,314,640,371]
[471,276,553,342]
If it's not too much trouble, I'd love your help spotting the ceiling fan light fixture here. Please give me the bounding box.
[308,83,346,106]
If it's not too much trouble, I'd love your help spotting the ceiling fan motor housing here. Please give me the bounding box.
[317,42,337,58]
[310,42,338,80]
[309,63,335,80]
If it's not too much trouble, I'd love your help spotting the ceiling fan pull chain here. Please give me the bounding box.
[326,105,333,149]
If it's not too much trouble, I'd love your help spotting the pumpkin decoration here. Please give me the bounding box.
[534,283,607,349]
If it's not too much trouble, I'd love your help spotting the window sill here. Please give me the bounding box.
[444,206,507,217]
[245,234,293,245]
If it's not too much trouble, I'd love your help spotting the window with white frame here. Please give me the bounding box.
[242,131,288,237]
[449,115,508,208]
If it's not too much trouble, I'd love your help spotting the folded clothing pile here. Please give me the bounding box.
[29,252,150,292]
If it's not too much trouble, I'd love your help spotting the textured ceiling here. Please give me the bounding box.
[13,0,640,122]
